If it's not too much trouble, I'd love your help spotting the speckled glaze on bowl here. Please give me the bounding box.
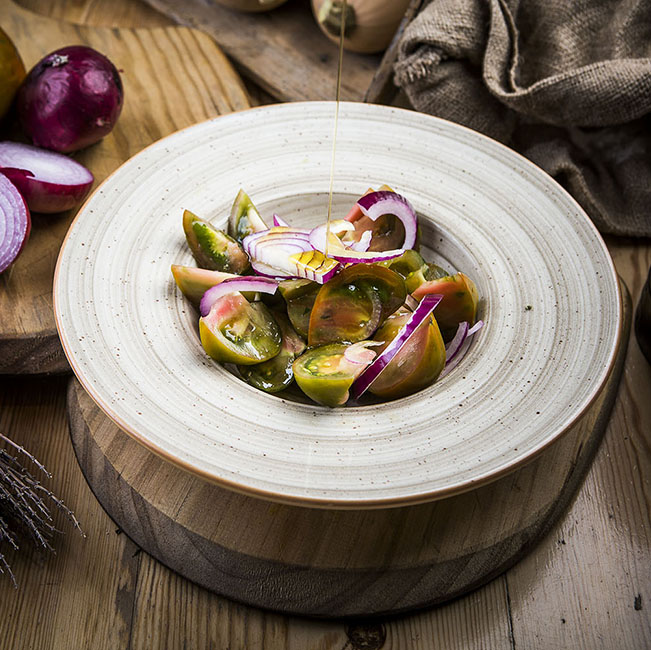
[54,102,620,508]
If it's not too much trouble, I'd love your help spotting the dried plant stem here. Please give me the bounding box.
[0,433,83,588]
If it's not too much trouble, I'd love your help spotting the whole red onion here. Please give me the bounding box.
[17,46,123,153]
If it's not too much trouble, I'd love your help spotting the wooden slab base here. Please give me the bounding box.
[66,284,630,618]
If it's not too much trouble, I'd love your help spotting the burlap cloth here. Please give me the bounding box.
[394,0,651,237]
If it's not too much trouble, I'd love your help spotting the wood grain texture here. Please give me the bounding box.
[17,0,172,27]
[0,375,140,649]
[2,1,650,648]
[0,0,250,375]
[64,281,628,617]
[138,0,380,102]
[505,242,651,650]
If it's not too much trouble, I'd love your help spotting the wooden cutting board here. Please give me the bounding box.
[0,0,250,374]
[66,284,631,617]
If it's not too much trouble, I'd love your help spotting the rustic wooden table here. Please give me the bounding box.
[1,1,649,648]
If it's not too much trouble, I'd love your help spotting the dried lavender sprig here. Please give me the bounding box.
[0,433,83,588]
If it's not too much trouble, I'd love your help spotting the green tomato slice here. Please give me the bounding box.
[293,343,370,407]
[376,249,426,279]
[199,294,281,365]
[279,279,319,339]
[411,272,479,340]
[368,311,446,399]
[228,189,268,243]
[238,312,306,393]
[183,209,250,274]
[308,265,406,346]
[171,265,238,305]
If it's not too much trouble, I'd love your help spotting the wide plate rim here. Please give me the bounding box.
[54,101,621,509]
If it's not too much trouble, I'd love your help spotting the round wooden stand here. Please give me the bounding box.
[67,287,630,619]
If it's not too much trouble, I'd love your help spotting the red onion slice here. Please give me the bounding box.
[444,321,470,365]
[343,340,383,365]
[0,141,94,213]
[357,190,418,250]
[250,259,296,279]
[348,230,372,252]
[308,220,355,253]
[0,173,31,273]
[309,220,404,263]
[199,276,278,317]
[245,227,340,283]
[272,213,290,228]
[439,320,484,379]
[350,294,443,400]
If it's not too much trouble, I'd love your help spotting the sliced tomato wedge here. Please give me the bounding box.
[278,278,320,339]
[368,311,446,399]
[411,271,479,340]
[293,343,371,407]
[238,311,306,392]
[199,293,281,365]
[308,264,406,346]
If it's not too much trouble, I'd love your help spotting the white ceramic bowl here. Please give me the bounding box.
[54,102,620,508]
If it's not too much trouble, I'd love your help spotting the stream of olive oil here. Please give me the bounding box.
[324,0,347,258]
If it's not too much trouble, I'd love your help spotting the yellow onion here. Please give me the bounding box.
[311,0,411,54]
[0,27,25,122]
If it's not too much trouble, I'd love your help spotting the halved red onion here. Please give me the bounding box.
[357,190,418,251]
[439,320,484,379]
[350,294,443,399]
[272,213,290,228]
[0,141,94,213]
[199,276,278,317]
[343,340,383,365]
[0,173,31,273]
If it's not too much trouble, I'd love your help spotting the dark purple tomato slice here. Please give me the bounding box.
[368,311,446,399]
[199,293,281,365]
[308,264,406,347]
[293,343,370,407]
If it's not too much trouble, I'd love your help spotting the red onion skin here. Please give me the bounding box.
[17,46,124,153]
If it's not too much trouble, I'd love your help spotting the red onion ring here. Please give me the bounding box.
[0,173,31,273]
[357,190,418,251]
[199,276,278,317]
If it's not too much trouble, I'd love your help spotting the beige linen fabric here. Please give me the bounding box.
[394,0,651,236]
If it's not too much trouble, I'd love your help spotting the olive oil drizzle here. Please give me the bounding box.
[325,0,347,258]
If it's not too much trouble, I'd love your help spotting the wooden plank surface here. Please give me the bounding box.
[128,0,380,103]
[0,0,250,374]
[1,1,650,648]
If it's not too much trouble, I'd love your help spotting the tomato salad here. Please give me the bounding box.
[171,187,483,407]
